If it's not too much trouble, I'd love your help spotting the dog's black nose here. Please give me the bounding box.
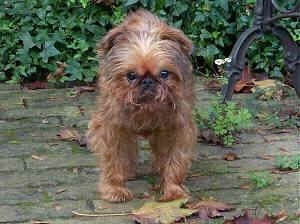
[141,77,154,89]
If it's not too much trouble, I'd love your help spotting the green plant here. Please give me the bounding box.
[248,171,274,189]
[275,155,300,171]
[194,101,253,146]
[0,0,298,83]
[257,112,300,129]
[0,0,112,83]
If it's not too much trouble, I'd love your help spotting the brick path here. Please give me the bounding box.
[0,81,299,223]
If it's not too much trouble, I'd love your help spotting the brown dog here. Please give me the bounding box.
[87,9,197,202]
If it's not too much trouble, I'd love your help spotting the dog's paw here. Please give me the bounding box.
[100,185,133,202]
[159,184,189,201]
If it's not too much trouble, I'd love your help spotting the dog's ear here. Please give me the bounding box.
[160,26,193,56]
[96,26,124,59]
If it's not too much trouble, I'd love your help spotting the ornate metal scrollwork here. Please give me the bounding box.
[222,0,300,101]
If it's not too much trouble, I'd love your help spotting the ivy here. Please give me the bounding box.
[0,0,299,83]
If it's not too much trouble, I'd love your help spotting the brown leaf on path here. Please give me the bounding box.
[22,81,48,90]
[57,128,87,147]
[70,86,96,98]
[132,198,196,224]
[258,155,273,160]
[32,221,50,224]
[223,152,240,161]
[57,128,81,141]
[274,210,288,222]
[271,168,298,174]
[252,79,277,89]
[55,188,67,194]
[76,86,95,94]
[224,210,275,224]
[239,184,251,190]
[186,199,233,220]
[31,154,44,161]
[234,67,255,93]
[279,148,289,153]
[224,210,288,224]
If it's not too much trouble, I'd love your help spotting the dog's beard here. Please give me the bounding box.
[120,84,177,133]
[125,84,176,111]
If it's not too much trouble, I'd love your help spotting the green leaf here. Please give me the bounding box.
[64,60,83,81]
[16,48,32,64]
[132,199,196,224]
[200,45,219,58]
[36,8,46,20]
[39,41,60,63]
[19,32,35,53]
[124,0,139,7]
[219,0,229,11]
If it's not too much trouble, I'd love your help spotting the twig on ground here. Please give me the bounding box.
[72,210,133,217]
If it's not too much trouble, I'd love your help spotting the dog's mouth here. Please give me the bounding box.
[137,89,157,103]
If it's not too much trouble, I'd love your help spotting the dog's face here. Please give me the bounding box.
[97,10,193,118]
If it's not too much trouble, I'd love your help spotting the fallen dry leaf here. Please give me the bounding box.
[57,128,86,146]
[252,79,290,101]
[31,221,50,224]
[234,67,255,93]
[132,198,196,224]
[72,167,79,174]
[223,152,240,161]
[279,148,289,153]
[274,210,288,222]
[258,155,273,160]
[186,199,233,220]
[70,86,96,98]
[22,81,48,90]
[55,188,67,194]
[57,128,80,141]
[76,86,95,94]
[224,210,275,224]
[239,184,251,190]
[253,79,277,89]
[41,119,49,124]
[31,155,44,161]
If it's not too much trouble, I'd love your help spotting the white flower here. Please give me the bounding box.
[215,59,225,65]
[215,57,232,66]
[224,57,232,63]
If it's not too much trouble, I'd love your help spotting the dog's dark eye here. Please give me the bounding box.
[126,72,137,83]
[160,70,169,79]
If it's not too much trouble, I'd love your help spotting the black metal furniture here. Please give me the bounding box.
[222,0,300,101]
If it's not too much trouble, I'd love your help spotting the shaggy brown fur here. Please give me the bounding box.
[87,9,197,202]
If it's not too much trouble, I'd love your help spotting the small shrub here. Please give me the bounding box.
[248,171,274,189]
[275,155,300,171]
[194,101,253,146]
